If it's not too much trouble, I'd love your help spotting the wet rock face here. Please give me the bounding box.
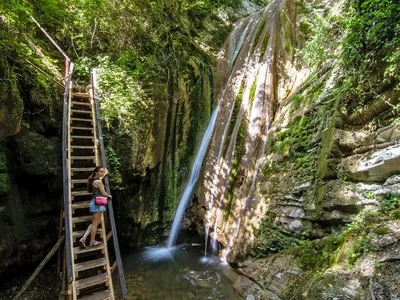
[0,61,23,141]
[0,64,63,278]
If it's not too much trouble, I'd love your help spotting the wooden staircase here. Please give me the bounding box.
[67,91,113,300]
[60,67,127,300]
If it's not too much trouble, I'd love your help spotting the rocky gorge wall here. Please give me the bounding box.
[192,0,400,298]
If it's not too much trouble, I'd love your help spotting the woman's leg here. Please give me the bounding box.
[79,224,92,248]
[90,212,102,245]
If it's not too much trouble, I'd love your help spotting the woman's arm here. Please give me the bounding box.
[93,180,112,198]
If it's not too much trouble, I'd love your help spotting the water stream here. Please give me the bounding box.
[124,245,240,300]
[167,106,220,248]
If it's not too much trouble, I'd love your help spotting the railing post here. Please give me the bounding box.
[62,62,74,284]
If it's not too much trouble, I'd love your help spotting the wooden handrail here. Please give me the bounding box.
[29,15,70,81]
[62,62,74,283]
[91,69,128,299]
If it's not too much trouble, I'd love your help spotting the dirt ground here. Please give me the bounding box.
[0,264,59,300]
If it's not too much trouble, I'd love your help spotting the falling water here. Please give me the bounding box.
[204,15,257,257]
[167,106,220,248]
[223,4,279,261]
[200,0,284,261]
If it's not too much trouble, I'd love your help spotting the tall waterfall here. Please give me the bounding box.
[202,0,291,259]
[167,106,219,248]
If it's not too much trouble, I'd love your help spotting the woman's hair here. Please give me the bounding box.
[87,166,102,193]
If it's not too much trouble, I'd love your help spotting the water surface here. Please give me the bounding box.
[123,244,241,300]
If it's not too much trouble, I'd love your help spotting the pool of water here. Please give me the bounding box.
[123,244,241,300]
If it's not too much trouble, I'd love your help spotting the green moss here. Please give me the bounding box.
[285,236,345,271]
[223,78,245,156]
[249,77,257,109]
[374,227,389,235]
[225,118,247,219]
[259,32,270,61]
[251,19,267,56]
[312,97,340,214]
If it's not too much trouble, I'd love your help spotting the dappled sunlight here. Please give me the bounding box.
[198,0,304,261]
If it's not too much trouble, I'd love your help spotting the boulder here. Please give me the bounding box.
[337,145,400,182]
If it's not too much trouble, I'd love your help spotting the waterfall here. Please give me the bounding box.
[167,106,220,248]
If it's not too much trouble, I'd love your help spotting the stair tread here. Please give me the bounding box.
[72,201,90,209]
[72,215,93,223]
[71,109,92,114]
[70,145,95,149]
[71,117,93,122]
[71,191,92,196]
[73,92,90,99]
[76,273,109,290]
[71,156,96,160]
[73,243,106,255]
[72,228,104,237]
[72,101,91,107]
[71,135,94,139]
[78,290,111,300]
[71,200,92,209]
[71,126,94,131]
[71,179,89,183]
[71,168,95,172]
[75,258,107,272]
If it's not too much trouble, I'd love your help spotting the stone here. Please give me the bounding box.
[333,129,371,153]
[383,175,400,186]
[233,275,264,299]
[337,144,400,182]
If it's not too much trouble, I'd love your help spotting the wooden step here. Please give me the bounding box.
[72,228,104,239]
[71,109,92,115]
[70,146,95,149]
[71,168,95,172]
[72,215,93,224]
[71,135,94,140]
[72,101,91,107]
[71,126,94,132]
[72,201,90,210]
[71,117,93,122]
[71,156,96,160]
[75,258,107,273]
[71,179,89,184]
[73,243,106,255]
[72,191,92,196]
[76,273,109,291]
[78,290,112,300]
[73,92,90,99]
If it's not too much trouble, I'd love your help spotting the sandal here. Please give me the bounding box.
[79,239,86,249]
[90,240,103,247]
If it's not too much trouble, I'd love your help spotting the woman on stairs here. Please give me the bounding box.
[79,166,112,248]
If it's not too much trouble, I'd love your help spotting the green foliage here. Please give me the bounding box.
[379,193,400,214]
[252,218,302,257]
[105,147,124,191]
[96,55,152,135]
[342,0,400,82]
[299,12,338,69]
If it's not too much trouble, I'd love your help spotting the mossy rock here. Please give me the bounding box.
[11,127,60,176]
[0,173,10,196]
[0,149,7,173]
[0,71,23,141]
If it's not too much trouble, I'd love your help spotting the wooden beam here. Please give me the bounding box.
[13,235,65,300]
[110,261,118,273]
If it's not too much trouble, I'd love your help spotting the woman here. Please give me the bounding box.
[79,166,112,248]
